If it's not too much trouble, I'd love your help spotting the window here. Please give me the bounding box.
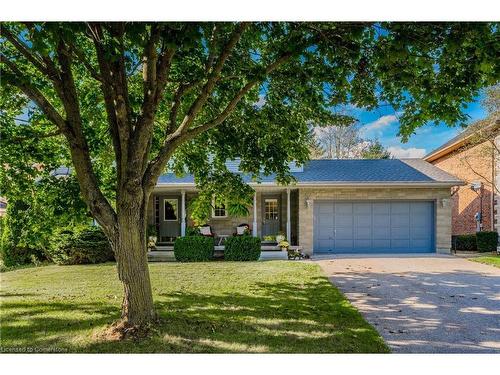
[213,201,227,218]
[163,198,178,221]
[265,199,279,220]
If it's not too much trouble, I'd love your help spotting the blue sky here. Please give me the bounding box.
[355,97,486,158]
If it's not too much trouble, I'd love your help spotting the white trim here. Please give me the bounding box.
[163,198,179,222]
[181,190,186,236]
[286,188,291,241]
[155,181,464,190]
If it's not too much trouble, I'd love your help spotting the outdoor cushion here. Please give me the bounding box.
[199,226,212,236]
[236,226,247,235]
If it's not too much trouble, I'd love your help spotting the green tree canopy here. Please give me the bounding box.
[1,22,498,327]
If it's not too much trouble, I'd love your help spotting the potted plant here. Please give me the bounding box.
[278,240,290,251]
[147,225,158,250]
[276,232,286,244]
[262,235,276,244]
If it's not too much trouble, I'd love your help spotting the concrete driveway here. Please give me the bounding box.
[316,254,500,353]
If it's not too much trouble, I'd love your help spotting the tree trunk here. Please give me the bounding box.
[112,194,156,326]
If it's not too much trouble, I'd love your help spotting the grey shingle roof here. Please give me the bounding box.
[157,159,463,186]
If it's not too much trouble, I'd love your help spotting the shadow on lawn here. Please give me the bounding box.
[1,277,388,353]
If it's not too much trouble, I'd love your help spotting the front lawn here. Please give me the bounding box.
[0,261,388,353]
[470,254,500,268]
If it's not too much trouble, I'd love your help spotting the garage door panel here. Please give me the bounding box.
[411,226,428,238]
[391,226,410,240]
[391,214,410,227]
[355,226,372,239]
[335,239,354,249]
[391,202,410,214]
[391,239,410,249]
[373,227,391,239]
[314,200,434,254]
[354,203,371,214]
[336,226,353,238]
[318,202,334,214]
[372,239,391,249]
[335,202,353,213]
[373,214,391,226]
[372,203,390,214]
[354,215,372,227]
[411,239,431,249]
[354,239,372,249]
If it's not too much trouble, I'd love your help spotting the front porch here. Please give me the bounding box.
[148,187,300,247]
[147,244,303,262]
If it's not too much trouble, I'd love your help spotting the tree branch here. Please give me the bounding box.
[0,55,67,130]
[7,129,62,142]
[172,22,249,136]
[143,47,294,190]
[186,51,294,139]
[2,27,52,77]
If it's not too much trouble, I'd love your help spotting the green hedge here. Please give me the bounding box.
[47,226,114,265]
[1,218,46,267]
[174,236,214,262]
[476,231,498,253]
[224,235,261,261]
[452,234,478,251]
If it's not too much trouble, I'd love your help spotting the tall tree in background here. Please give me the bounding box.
[312,123,391,159]
[1,22,498,329]
[361,139,391,159]
[314,122,364,159]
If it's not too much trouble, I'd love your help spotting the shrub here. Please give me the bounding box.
[476,231,498,253]
[47,226,114,265]
[224,235,261,261]
[185,226,202,236]
[452,234,477,251]
[1,214,46,267]
[174,236,214,262]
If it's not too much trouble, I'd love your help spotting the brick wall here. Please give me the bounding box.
[298,187,452,255]
[431,141,495,234]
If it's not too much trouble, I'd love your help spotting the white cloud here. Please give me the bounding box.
[387,146,427,159]
[361,115,398,136]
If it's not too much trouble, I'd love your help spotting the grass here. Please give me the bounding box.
[0,261,389,353]
[470,253,500,268]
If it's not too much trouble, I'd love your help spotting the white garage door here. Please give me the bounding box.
[313,201,434,253]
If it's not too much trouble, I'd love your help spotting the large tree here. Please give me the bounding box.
[1,22,498,328]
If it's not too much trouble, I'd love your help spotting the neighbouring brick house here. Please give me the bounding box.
[149,158,462,256]
[424,120,500,235]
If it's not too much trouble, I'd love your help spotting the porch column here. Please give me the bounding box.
[181,190,186,237]
[252,192,258,237]
[286,188,291,242]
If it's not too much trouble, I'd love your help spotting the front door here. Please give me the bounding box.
[262,194,281,238]
[158,196,180,243]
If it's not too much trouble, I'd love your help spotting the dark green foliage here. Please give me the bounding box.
[0,201,47,267]
[47,226,114,265]
[224,235,261,261]
[476,231,498,253]
[174,236,214,262]
[452,234,478,251]
[185,226,202,236]
[361,140,391,159]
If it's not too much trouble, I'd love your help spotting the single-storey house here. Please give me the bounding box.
[424,119,499,235]
[148,158,463,256]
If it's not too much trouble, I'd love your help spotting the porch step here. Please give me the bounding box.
[147,249,289,261]
[147,250,175,262]
[259,251,288,260]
